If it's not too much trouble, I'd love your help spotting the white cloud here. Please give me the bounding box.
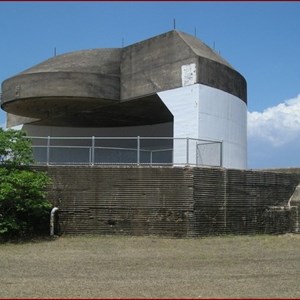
[248,94,300,169]
[248,94,300,147]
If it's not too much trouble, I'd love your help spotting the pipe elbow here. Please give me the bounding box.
[51,207,59,216]
[50,207,59,236]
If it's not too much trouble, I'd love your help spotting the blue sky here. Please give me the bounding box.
[0,2,299,169]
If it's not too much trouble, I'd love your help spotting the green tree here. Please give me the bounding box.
[0,128,51,240]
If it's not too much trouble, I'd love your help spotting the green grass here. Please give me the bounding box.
[1,234,300,298]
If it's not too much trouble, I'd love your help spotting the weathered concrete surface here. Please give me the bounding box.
[33,166,300,237]
[40,166,195,237]
[1,30,246,128]
[288,184,300,233]
[289,184,300,206]
[28,94,172,127]
[1,49,121,127]
[121,31,246,101]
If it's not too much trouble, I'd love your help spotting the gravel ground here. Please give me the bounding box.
[0,234,300,298]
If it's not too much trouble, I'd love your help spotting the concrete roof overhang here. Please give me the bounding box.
[3,94,172,127]
[1,30,246,128]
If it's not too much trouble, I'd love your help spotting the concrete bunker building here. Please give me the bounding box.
[1,30,247,169]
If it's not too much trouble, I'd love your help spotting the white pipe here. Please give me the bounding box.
[50,207,59,236]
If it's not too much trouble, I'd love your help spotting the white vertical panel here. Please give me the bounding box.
[198,85,247,169]
[158,84,247,169]
[158,85,200,164]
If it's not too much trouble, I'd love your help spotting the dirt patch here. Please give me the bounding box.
[0,234,300,298]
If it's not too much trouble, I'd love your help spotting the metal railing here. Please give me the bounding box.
[26,136,223,167]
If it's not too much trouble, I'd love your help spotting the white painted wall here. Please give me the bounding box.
[22,122,173,165]
[158,85,199,165]
[158,84,247,169]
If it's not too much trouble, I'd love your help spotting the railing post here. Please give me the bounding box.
[150,150,153,166]
[137,136,140,166]
[46,136,50,165]
[224,168,227,232]
[89,148,92,166]
[91,136,95,166]
[186,137,189,165]
[172,138,174,165]
[220,141,223,167]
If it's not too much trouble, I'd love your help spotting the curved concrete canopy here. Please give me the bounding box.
[1,30,246,128]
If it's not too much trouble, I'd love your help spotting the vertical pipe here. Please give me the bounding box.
[50,207,59,236]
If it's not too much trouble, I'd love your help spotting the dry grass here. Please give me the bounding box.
[0,234,300,298]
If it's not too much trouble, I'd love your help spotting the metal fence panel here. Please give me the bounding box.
[27,136,223,167]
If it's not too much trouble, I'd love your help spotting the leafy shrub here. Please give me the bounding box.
[0,128,51,240]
